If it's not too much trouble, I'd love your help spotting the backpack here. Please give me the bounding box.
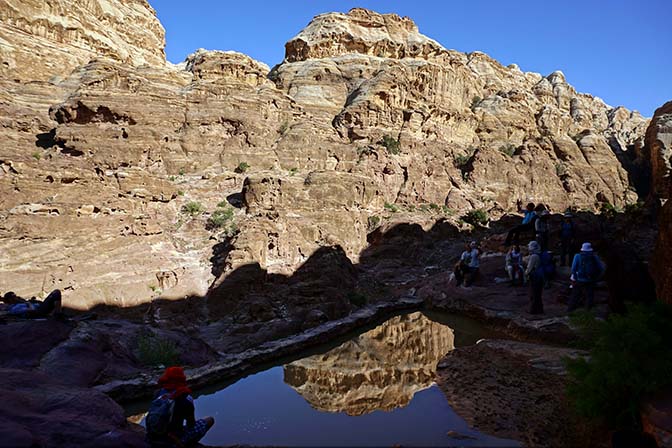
[577,253,600,282]
[145,392,176,437]
[540,251,555,275]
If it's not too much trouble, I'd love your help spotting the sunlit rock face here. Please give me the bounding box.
[283,312,455,416]
[0,3,652,310]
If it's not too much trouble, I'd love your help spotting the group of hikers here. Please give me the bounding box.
[454,202,605,315]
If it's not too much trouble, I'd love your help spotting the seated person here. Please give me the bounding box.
[505,245,525,285]
[4,289,62,318]
[146,366,215,447]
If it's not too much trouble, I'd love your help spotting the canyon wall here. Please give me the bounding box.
[0,4,659,309]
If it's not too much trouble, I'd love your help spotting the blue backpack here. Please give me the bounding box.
[540,251,555,276]
[146,391,176,437]
[577,253,600,282]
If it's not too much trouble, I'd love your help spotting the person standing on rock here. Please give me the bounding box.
[504,202,537,246]
[535,210,550,251]
[568,242,604,312]
[525,241,544,314]
[559,212,575,266]
[146,366,215,447]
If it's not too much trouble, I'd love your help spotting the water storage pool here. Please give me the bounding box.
[134,311,519,447]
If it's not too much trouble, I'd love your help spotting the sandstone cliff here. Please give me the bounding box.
[0,4,656,309]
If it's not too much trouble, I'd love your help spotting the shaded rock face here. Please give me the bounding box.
[646,101,672,199]
[283,312,454,416]
[0,368,144,447]
[653,199,672,303]
[0,4,652,309]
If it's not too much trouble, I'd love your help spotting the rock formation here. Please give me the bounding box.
[283,312,454,415]
[0,4,656,309]
[648,102,672,303]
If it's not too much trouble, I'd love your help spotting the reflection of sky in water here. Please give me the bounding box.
[196,367,518,447]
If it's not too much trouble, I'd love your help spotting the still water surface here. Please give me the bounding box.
[138,311,519,447]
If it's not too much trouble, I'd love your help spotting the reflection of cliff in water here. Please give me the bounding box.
[283,312,455,416]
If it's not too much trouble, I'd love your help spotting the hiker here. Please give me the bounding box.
[4,289,62,318]
[505,245,524,285]
[559,212,575,266]
[535,210,550,251]
[539,249,556,288]
[568,242,605,312]
[504,202,537,246]
[454,241,480,287]
[525,241,544,314]
[146,366,215,447]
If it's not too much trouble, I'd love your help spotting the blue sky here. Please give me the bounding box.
[153,1,671,116]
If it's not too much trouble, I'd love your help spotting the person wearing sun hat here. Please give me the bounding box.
[568,242,604,312]
[146,366,215,447]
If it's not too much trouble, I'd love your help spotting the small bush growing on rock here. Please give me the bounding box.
[555,162,568,177]
[208,206,234,229]
[279,121,289,135]
[289,167,298,176]
[136,332,179,367]
[177,190,185,196]
[367,215,381,231]
[454,147,477,169]
[357,145,375,157]
[347,291,367,308]
[462,209,489,226]
[178,168,185,176]
[470,96,482,111]
[379,135,401,155]
[181,201,203,216]
[442,205,455,215]
[429,203,440,211]
[235,162,250,173]
[599,201,621,217]
[32,152,42,160]
[624,201,645,215]
[498,143,516,157]
[565,303,672,430]
[384,202,399,213]
[169,175,177,182]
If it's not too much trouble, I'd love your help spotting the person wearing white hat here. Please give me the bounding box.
[525,240,544,314]
[568,242,605,311]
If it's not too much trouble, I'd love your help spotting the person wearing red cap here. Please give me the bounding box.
[146,366,214,447]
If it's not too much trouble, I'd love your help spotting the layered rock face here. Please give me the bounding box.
[0,4,653,309]
[649,102,672,303]
[0,0,165,82]
[283,312,454,415]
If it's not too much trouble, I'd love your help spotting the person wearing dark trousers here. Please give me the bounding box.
[4,289,62,318]
[535,210,550,251]
[505,202,537,246]
[525,241,544,314]
[559,212,575,266]
[568,242,604,312]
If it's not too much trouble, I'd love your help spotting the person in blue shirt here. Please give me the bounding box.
[505,202,537,246]
[568,242,605,312]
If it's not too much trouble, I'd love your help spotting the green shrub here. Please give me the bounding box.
[32,152,42,160]
[470,96,482,111]
[565,303,672,430]
[384,202,399,213]
[555,162,568,177]
[599,201,621,217]
[454,147,477,168]
[624,201,645,215]
[357,146,375,157]
[347,291,368,308]
[169,175,177,182]
[235,162,250,173]
[279,122,289,135]
[379,135,401,155]
[208,206,234,229]
[462,208,489,226]
[441,205,455,215]
[178,168,185,176]
[499,143,516,157]
[136,332,179,367]
[367,215,381,231]
[177,190,185,196]
[429,203,439,211]
[181,201,203,216]
[289,167,298,176]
